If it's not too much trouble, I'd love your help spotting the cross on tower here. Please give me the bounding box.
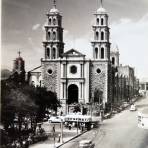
[100,0,103,7]
[18,51,21,57]
[53,0,56,8]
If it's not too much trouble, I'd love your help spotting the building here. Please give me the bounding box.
[28,0,112,114]
[28,0,140,114]
[139,78,148,96]
[10,51,26,83]
[111,47,139,104]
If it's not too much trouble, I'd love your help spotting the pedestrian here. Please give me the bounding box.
[11,141,16,148]
[58,134,61,143]
[68,123,71,130]
[22,140,26,148]
[53,125,55,133]
[60,111,63,116]
[16,140,21,148]
[91,124,94,129]
[27,135,33,145]
[72,122,75,127]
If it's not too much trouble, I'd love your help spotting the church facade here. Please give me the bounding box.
[29,1,112,114]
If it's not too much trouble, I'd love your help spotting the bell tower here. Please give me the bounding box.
[43,0,64,59]
[91,0,110,60]
[90,0,112,108]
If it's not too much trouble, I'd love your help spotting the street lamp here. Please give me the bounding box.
[60,119,63,143]
[77,118,79,135]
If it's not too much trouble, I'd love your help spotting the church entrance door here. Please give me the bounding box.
[68,84,78,104]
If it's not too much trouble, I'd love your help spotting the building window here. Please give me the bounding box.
[96,32,99,40]
[112,57,115,65]
[48,32,51,40]
[95,48,98,59]
[52,48,56,59]
[70,65,77,74]
[53,32,56,40]
[53,18,56,25]
[101,48,104,59]
[49,18,52,25]
[97,18,99,25]
[101,18,104,25]
[101,31,104,40]
[47,69,53,75]
[47,48,50,57]
[96,68,101,74]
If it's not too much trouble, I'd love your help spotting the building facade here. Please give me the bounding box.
[139,78,148,96]
[110,47,139,105]
[28,1,112,114]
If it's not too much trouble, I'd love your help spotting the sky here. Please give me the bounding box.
[1,0,148,80]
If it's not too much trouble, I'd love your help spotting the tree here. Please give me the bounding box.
[94,88,103,105]
[93,89,103,115]
[1,69,61,131]
[1,80,38,131]
[34,87,60,121]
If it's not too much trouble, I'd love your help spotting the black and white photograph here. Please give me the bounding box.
[1,0,148,148]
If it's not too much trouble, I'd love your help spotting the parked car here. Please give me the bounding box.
[48,116,63,123]
[130,104,136,111]
[43,117,48,122]
[79,140,95,148]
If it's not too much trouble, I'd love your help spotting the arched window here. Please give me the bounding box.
[96,32,99,40]
[101,48,104,59]
[48,32,51,40]
[53,18,56,25]
[52,48,56,59]
[97,18,99,25]
[53,32,56,40]
[47,48,50,58]
[101,18,104,25]
[95,48,98,59]
[101,31,104,40]
[49,18,52,25]
[112,57,115,65]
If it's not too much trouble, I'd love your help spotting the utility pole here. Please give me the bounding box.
[60,120,63,143]
[77,118,79,135]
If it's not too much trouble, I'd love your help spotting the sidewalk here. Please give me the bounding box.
[29,123,84,148]
[104,97,140,119]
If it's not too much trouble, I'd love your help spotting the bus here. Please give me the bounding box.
[65,114,101,129]
[65,114,92,123]
[138,108,148,129]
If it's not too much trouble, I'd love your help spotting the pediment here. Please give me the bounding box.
[63,49,85,57]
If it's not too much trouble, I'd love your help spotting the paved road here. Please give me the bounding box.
[61,97,148,148]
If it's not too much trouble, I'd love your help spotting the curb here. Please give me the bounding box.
[122,97,140,110]
[56,130,88,148]
[105,97,141,119]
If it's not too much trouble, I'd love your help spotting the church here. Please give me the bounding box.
[28,0,113,114]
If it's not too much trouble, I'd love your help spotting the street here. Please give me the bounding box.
[61,96,148,148]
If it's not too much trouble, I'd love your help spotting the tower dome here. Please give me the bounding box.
[97,7,107,14]
[50,7,59,13]
[96,0,107,14]
[13,51,25,73]
[49,0,60,14]
[11,51,26,82]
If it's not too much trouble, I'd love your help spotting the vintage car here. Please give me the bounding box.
[130,104,136,111]
[79,140,95,148]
